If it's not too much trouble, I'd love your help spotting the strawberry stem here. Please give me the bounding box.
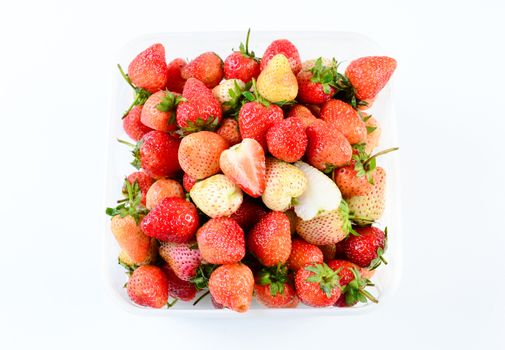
[361,289,378,303]
[363,147,399,168]
[117,138,135,148]
[117,64,135,89]
[245,28,251,55]
[193,290,210,306]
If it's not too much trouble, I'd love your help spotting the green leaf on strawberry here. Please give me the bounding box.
[105,179,148,224]
[257,263,289,297]
[118,64,152,118]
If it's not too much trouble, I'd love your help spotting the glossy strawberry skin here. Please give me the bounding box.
[141,197,199,243]
[176,78,223,130]
[181,52,224,89]
[216,118,242,146]
[229,197,268,232]
[247,211,292,267]
[209,263,254,313]
[333,161,377,198]
[294,263,341,307]
[238,102,283,150]
[165,58,187,93]
[254,283,299,308]
[266,117,308,163]
[123,105,153,141]
[139,131,181,179]
[297,70,335,105]
[327,259,359,286]
[341,226,386,267]
[261,39,302,74]
[196,217,246,264]
[128,43,168,93]
[127,265,169,308]
[320,99,366,145]
[182,173,197,192]
[224,52,260,83]
[161,263,197,302]
[288,238,324,271]
[125,171,153,206]
[140,91,178,133]
[345,56,397,100]
[159,241,202,281]
[286,105,318,129]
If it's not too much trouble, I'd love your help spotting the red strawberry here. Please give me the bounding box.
[229,197,268,232]
[297,70,335,105]
[320,99,366,145]
[165,58,187,93]
[123,105,153,141]
[327,259,377,307]
[182,173,197,192]
[216,118,242,146]
[294,262,341,307]
[110,215,151,265]
[247,211,292,267]
[141,197,199,243]
[178,131,229,180]
[238,102,283,150]
[342,226,387,269]
[159,241,203,281]
[176,78,222,133]
[132,130,181,179]
[196,217,246,264]
[261,39,302,74]
[319,244,337,261]
[266,117,307,163]
[287,238,324,271]
[127,43,168,93]
[125,171,153,206]
[219,138,266,197]
[145,178,184,210]
[224,29,260,83]
[161,263,197,302]
[181,52,224,89]
[127,265,168,308]
[255,283,298,308]
[305,120,352,172]
[140,91,183,133]
[345,56,397,101]
[286,104,318,129]
[208,263,254,313]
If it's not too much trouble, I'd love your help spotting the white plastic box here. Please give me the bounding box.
[104,31,402,315]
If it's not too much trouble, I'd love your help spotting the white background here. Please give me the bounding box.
[1,0,504,349]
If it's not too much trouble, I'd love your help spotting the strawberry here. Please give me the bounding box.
[257,54,298,103]
[123,105,153,141]
[176,78,222,133]
[266,117,307,163]
[296,201,354,245]
[161,263,197,302]
[127,43,168,94]
[286,104,318,129]
[219,138,266,197]
[305,119,352,172]
[319,244,337,261]
[255,264,298,308]
[208,263,254,313]
[182,173,197,192]
[363,114,381,154]
[261,39,302,74]
[216,118,242,146]
[181,52,224,89]
[125,171,153,206]
[124,130,181,179]
[140,90,184,133]
[196,217,246,264]
[346,167,386,225]
[301,57,334,72]
[189,174,243,218]
[178,131,229,180]
[297,58,339,104]
[262,158,307,212]
[345,56,397,101]
[159,241,203,281]
[127,265,169,308]
[293,161,342,220]
[141,197,199,243]
[229,197,268,232]
[320,99,366,145]
[110,215,151,265]
[238,101,283,150]
[212,79,246,114]
[165,58,187,93]
[145,178,184,210]
[287,237,324,271]
[295,263,341,307]
[119,238,159,269]
[224,29,260,83]
[341,226,387,269]
[247,211,292,267]
[327,259,378,307]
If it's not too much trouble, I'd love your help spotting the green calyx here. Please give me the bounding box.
[224,80,250,118]
[156,91,186,127]
[368,227,389,271]
[338,199,359,236]
[118,64,152,118]
[352,144,399,185]
[342,267,378,305]
[305,263,340,298]
[117,138,142,169]
[190,264,218,291]
[118,256,138,276]
[309,57,340,94]
[105,179,148,224]
[258,263,289,297]
[237,28,258,62]
[242,78,270,108]
[176,116,220,137]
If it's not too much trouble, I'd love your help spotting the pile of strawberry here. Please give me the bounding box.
[106,30,397,312]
